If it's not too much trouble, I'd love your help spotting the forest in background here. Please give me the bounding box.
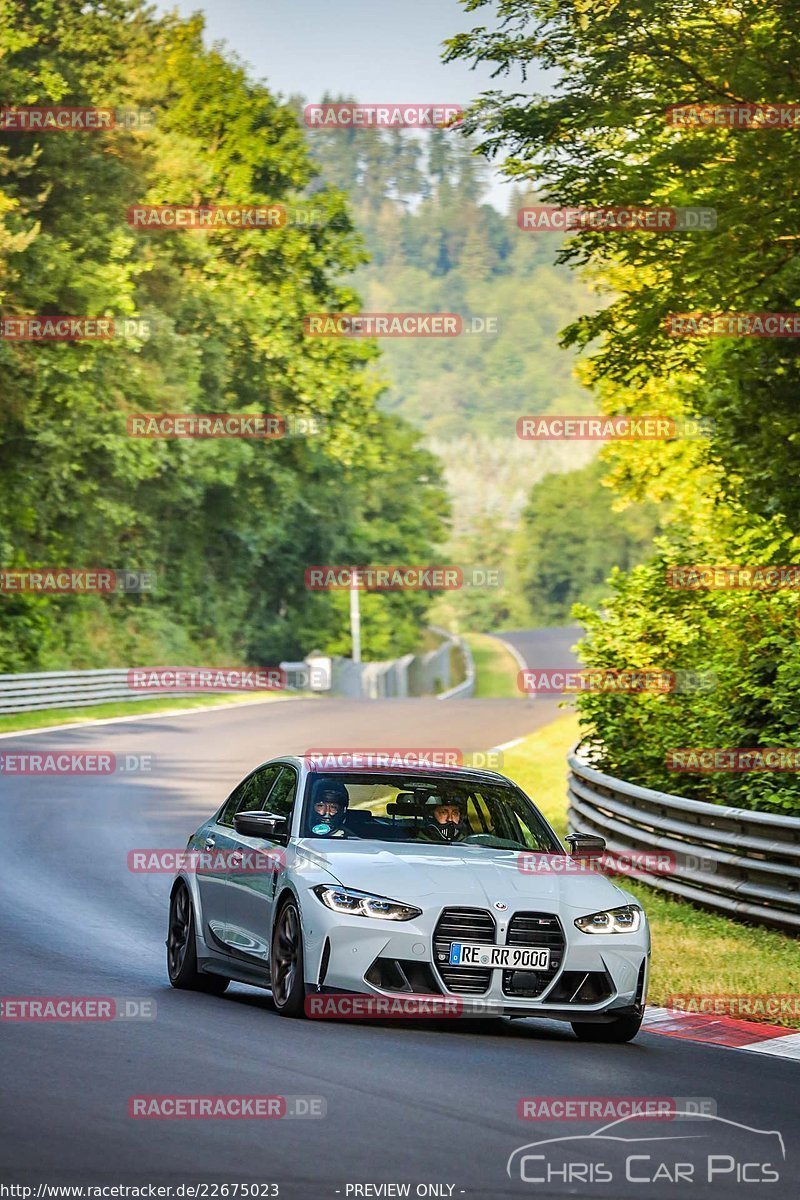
[0,2,654,673]
[301,112,656,629]
[0,1,453,670]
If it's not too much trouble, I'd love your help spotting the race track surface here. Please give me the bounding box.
[1,630,796,1197]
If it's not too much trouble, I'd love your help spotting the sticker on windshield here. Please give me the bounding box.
[312,823,331,835]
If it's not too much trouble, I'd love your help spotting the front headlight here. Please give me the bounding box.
[575,904,642,935]
[312,885,422,921]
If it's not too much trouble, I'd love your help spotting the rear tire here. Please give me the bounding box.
[271,898,306,1017]
[167,882,229,995]
[571,1011,643,1043]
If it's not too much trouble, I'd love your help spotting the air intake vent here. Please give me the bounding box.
[433,907,495,995]
[502,912,564,998]
[318,937,331,988]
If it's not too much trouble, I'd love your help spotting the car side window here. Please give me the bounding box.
[263,765,298,819]
[218,764,282,827]
[236,765,285,816]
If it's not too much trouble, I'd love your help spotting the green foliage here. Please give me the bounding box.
[300,105,596,439]
[447,0,800,812]
[574,531,800,815]
[0,1,449,669]
[300,97,598,623]
[516,459,660,625]
[432,512,529,633]
[446,0,800,521]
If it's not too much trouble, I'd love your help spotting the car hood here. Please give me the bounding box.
[294,839,631,913]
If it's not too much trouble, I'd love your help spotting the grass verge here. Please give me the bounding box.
[494,712,800,1028]
[464,632,521,699]
[0,690,296,735]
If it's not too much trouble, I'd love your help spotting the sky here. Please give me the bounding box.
[156,0,546,207]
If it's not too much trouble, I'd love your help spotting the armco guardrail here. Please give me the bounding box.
[327,628,474,700]
[568,749,800,932]
[0,667,311,710]
[0,631,475,714]
[0,668,168,713]
[436,634,475,700]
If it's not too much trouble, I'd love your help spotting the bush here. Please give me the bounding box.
[574,551,800,816]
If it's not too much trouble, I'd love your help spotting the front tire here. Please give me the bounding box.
[270,898,306,1017]
[571,1011,643,1043]
[167,882,229,995]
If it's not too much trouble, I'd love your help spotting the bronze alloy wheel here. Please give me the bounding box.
[271,899,305,1016]
[167,883,191,981]
[166,883,229,995]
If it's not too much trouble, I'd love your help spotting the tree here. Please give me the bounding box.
[445,0,800,812]
[445,0,800,521]
[0,1,448,669]
[516,459,660,625]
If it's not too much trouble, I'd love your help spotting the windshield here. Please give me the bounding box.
[301,772,561,851]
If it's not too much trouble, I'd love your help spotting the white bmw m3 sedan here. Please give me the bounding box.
[167,756,650,1042]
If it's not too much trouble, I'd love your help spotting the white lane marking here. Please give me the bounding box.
[644,1007,800,1062]
[743,1033,800,1061]
[490,634,530,674]
[643,1006,675,1024]
[0,693,300,740]
[489,736,526,752]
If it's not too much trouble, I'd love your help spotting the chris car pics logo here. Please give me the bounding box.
[507,1112,784,1186]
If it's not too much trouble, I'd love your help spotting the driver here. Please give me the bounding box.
[308,778,350,837]
[422,796,467,843]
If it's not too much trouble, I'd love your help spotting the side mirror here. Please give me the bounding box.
[234,811,289,841]
[565,833,606,858]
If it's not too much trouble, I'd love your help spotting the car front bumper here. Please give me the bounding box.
[301,898,650,1023]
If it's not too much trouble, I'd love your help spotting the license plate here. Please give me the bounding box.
[448,943,550,970]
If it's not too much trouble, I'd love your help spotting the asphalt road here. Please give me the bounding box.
[1,632,797,1198]
[495,625,584,684]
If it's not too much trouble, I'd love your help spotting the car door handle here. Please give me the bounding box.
[228,851,244,867]
[204,836,216,850]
